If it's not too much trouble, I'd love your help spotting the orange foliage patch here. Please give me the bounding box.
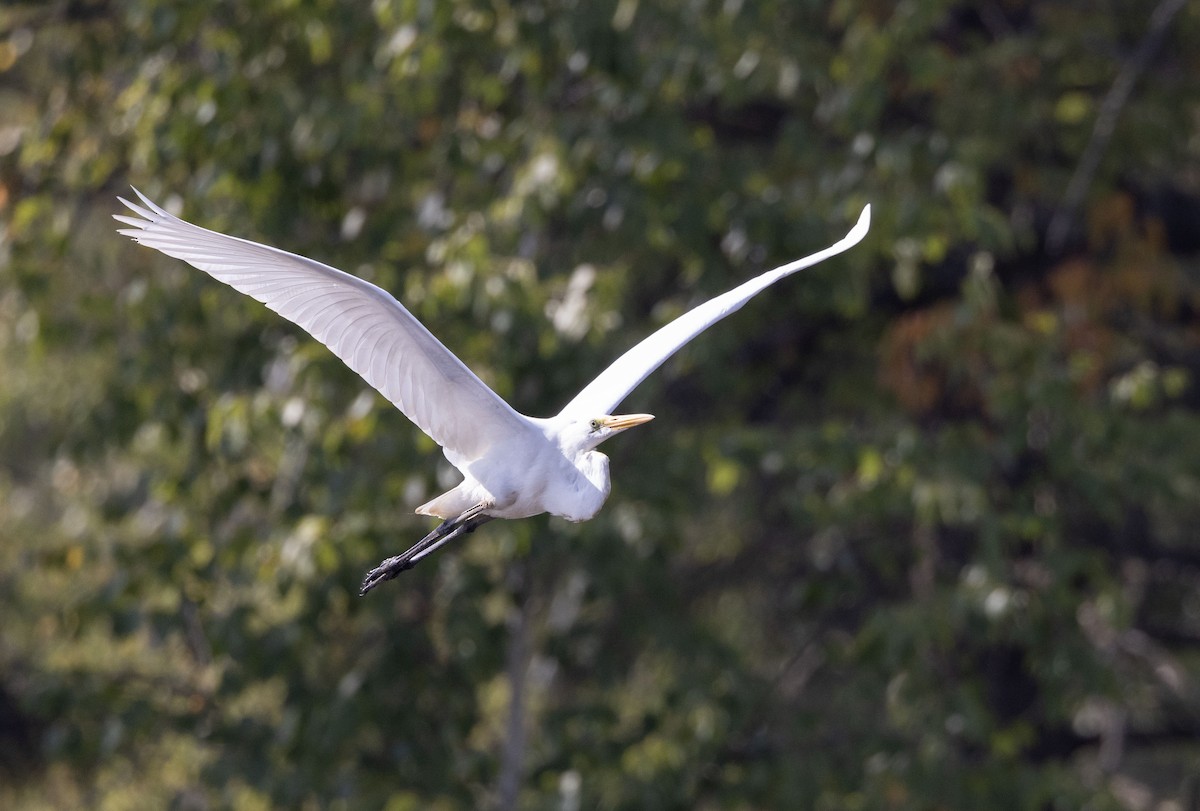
[878,303,957,415]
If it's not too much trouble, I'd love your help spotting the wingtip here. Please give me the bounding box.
[117,186,174,220]
[849,203,871,244]
[133,186,166,216]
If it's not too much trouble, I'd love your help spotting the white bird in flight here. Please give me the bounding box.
[115,189,870,594]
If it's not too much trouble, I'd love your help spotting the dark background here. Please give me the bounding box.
[2,0,1199,808]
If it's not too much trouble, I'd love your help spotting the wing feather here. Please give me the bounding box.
[558,205,871,418]
[116,188,534,460]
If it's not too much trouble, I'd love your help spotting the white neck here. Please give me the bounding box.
[547,449,610,522]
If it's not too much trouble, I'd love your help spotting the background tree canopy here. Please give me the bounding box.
[2,0,1200,808]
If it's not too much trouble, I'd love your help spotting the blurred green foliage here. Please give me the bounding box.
[2,0,1200,808]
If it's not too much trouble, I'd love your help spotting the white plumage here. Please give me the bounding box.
[115,189,870,592]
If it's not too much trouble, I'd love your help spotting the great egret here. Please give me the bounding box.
[115,189,870,593]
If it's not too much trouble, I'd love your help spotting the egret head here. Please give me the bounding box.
[563,413,655,453]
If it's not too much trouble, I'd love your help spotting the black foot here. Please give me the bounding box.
[358,510,496,596]
[360,555,416,596]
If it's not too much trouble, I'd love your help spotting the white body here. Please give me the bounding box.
[420,416,611,522]
[115,190,870,534]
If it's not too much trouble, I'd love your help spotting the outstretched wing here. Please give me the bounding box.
[557,205,871,419]
[115,188,535,461]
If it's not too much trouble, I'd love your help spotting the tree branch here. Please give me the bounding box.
[1046,0,1188,254]
[495,559,531,811]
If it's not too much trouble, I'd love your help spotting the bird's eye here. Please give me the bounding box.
[589,419,601,431]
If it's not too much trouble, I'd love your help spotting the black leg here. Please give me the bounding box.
[359,506,495,595]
